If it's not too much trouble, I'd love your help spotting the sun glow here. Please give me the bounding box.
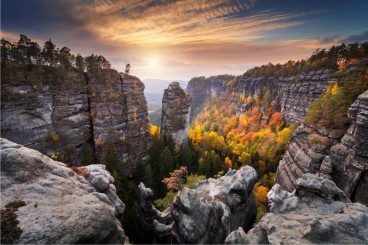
[149,58,159,67]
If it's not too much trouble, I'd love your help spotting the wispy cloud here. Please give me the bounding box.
[68,0,307,45]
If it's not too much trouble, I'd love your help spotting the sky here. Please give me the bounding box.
[1,0,368,81]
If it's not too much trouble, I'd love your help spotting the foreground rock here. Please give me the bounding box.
[138,183,173,244]
[176,166,257,243]
[227,173,368,244]
[276,90,368,205]
[0,138,128,244]
[161,82,192,145]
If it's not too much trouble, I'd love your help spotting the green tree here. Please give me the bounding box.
[42,38,56,66]
[75,53,85,71]
[142,163,154,189]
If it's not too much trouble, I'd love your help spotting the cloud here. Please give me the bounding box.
[341,30,368,43]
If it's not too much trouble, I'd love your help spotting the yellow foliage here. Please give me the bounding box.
[238,152,251,166]
[277,127,292,145]
[331,83,339,95]
[149,124,160,136]
[95,139,104,145]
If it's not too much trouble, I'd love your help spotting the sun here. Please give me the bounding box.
[149,58,158,67]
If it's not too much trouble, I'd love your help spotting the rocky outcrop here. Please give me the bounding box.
[1,68,151,177]
[139,166,258,244]
[276,90,368,205]
[138,183,173,244]
[161,82,192,145]
[0,138,128,244]
[232,173,368,244]
[171,166,257,244]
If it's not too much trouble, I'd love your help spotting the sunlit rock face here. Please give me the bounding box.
[231,173,368,244]
[1,69,151,177]
[161,82,192,145]
[276,90,368,205]
[0,138,128,244]
[171,166,257,244]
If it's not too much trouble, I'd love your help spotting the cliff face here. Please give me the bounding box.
[161,82,192,145]
[186,69,333,122]
[0,138,128,244]
[276,90,368,205]
[1,73,92,163]
[88,72,151,176]
[1,68,150,177]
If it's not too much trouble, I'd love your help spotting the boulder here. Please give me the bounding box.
[0,138,128,244]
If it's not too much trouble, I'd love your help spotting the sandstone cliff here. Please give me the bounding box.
[161,82,192,145]
[1,68,151,177]
[186,69,333,123]
[276,90,368,205]
[0,138,128,244]
[225,173,368,244]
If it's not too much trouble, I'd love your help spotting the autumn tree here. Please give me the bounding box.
[162,166,188,191]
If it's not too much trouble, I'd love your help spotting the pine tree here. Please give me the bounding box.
[142,163,154,189]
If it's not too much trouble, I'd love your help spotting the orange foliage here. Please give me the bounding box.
[268,112,283,129]
[255,185,269,204]
[162,166,188,191]
[70,166,90,178]
[224,157,233,168]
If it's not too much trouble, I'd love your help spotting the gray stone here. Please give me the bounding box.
[171,166,257,244]
[255,173,368,244]
[0,138,128,244]
[161,82,192,145]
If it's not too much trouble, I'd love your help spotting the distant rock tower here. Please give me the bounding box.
[161,82,192,145]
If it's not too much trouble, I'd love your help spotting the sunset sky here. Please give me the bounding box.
[2,0,368,81]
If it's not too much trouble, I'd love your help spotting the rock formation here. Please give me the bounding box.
[276,90,368,205]
[1,68,151,177]
[227,173,368,244]
[161,82,192,145]
[138,183,173,244]
[89,72,151,176]
[0,138,128,244]
[171,167,257,244]
[138,166,258,244]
